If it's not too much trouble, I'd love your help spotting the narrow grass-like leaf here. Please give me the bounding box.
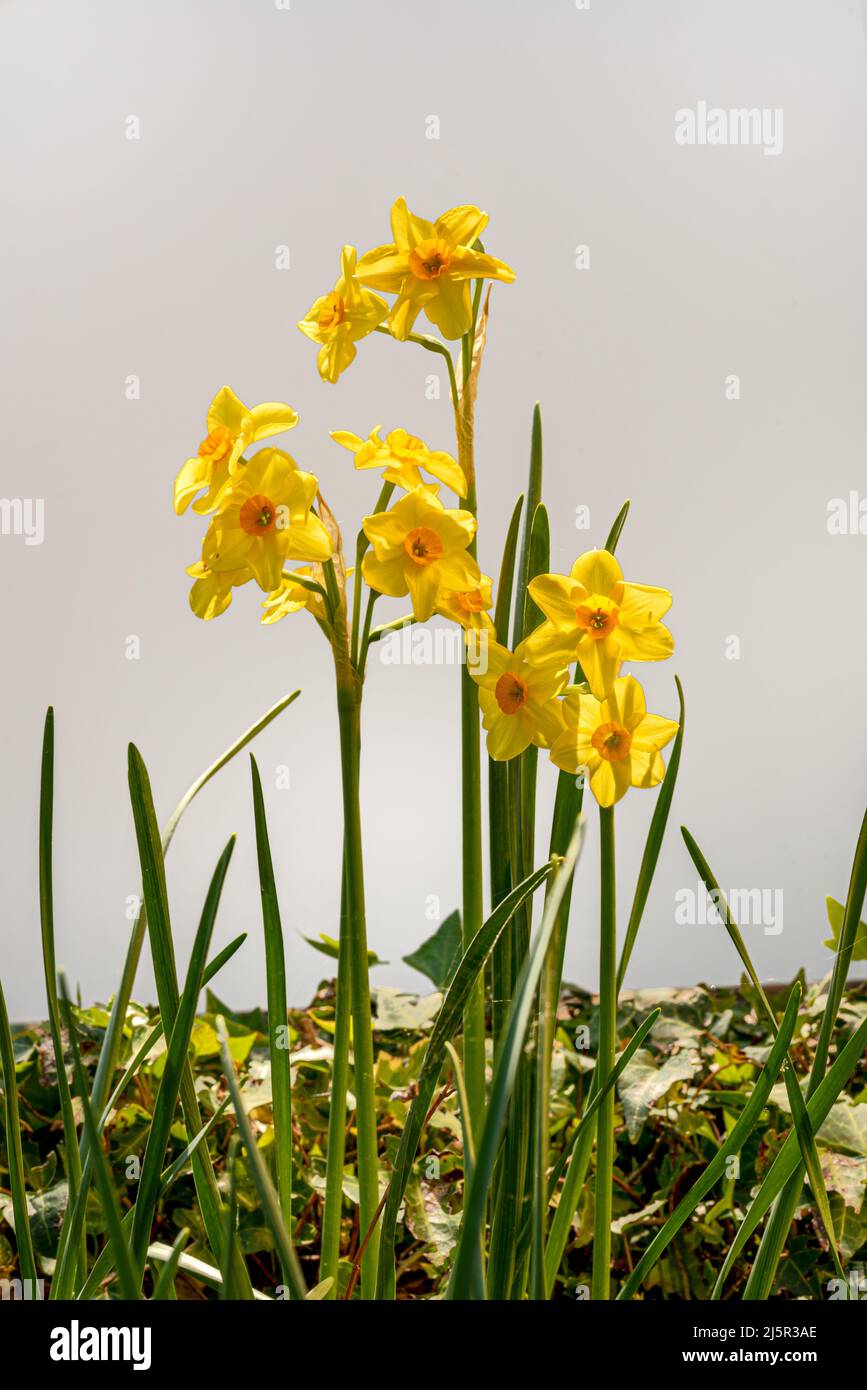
[712,1011,867,1298]
[491,483,549,1299]
[617,984,801,1299]
[543,1007,660,1291]
[0,980,40,1294]
[59,980,139,1302]
[151,1228,190,1301]
[449,822,584,1300]
[100,934,246,1134]
[681,825,844,1282]
[128,744,252,1296]
[76,1099,231,1300]
[617,676,685,990]
[493,494,524,646]
[219,1137,242,1301]
[320,849,350,1296]
[216,1015,307,1300]
[250,756,294,1252]
[603,499,630,553]
[741,807,867,1298]
[53,936,245,1300]
[489,493,525,1053]
[511,403,543,649]
[129,837,234,1282]
[38,709,84,1283]
[89,690,300,1127]
[375,860,555,1299]
[445,1041,476,1180]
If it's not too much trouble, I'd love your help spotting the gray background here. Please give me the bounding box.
[2,0,865,1019]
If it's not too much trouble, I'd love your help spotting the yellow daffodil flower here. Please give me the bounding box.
[186,559,252,621]
[261,566,327,625]
[362,486,480,623]
[435,574,495,632]
[524,549,674,700]
[297,246,389,384]
[174,387,299,516]
[549,675,679,808]
[356,198,515,341]
[202,448,332,594]
[331,426,467,497]
[467,636,568,761]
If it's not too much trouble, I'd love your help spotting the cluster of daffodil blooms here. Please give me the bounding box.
[467,548,680,807]
[172,196,683,1303]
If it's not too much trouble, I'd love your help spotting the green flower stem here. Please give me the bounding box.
[455,334,486,1139]
[373,324,459,409]
[319,847,351,1296]
[332,630,380,1298]
[351,481,395,672]
[592,804,617,1300]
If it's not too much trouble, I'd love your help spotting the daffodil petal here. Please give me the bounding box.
[423,276,472,340]
[362,550,408,599]
[570,549,623,598]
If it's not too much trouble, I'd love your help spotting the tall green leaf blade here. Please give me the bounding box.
[713,1012,867,1298]
[0,980,40,1294]
[88,689,301,1129]
[59,982,139,1302]
[250,755,294,1265]
[617,984,801,1299]
[127,744,252,1298]
[616,676,685,989]
[52,934,245,1299]
[680,825,844,1281]
[449,822,585,1300]
[742,807,867,1298]
[374,860,555,1299]
[151,1228,190,1301]
[216,1015,307,1301]
[129,837,234,1282]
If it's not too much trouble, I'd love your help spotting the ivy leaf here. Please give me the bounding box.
[617,1049,702,1143]
[402,910,462,989]
[823,896,867,959]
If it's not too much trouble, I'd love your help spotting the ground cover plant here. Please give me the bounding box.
[1,196,865,1301]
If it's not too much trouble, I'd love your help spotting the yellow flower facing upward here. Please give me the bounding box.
[525,549,674,700]
[331,426,467,498]
[467,636,568,761]
[202,448,332,594]
[356,198,515,341]
[261,566,327,625]
[297,246,389,384]
[186,559,251,621]
[435,574,495,633]
[549,675,679,808]
[362,486,480,623]
[174,387,299,515]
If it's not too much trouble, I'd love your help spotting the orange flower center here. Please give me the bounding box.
[495,671,528,715]
[198,424,234,463]
[409,238,452,281]
[240,493,278,535]
[591,721,632,763]
[404,526,444,565]
[457,588,486,613]
[318,293,346,331]
[576,601,619,641]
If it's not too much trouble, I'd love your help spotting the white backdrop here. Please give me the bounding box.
[2,0,865,1017]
